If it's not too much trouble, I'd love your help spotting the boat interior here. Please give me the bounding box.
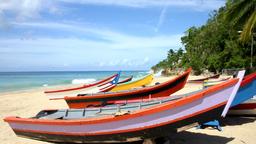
[34,89,204,120]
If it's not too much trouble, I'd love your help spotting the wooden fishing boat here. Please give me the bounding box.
[4,73,243,143]
[188,74,220,83]
[110,74,153,92]
[117,76,133,84]
[65,68,192,109]
[44,72,120,100]
[228,99,256,116]
[203,77,231,88]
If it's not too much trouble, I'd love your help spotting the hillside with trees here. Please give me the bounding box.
[152,0,255,75]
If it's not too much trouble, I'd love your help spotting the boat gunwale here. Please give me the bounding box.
[117,76,133,84]
[240,72,256,87]
[188,74,220,82]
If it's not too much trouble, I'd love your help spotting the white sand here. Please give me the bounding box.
[0,75,255,144]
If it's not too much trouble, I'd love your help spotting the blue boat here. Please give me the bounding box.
[231,72,256,107]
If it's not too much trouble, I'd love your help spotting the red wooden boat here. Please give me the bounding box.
[65,68,192,109]
[4,74,243,143]
[117,76,133,84]
[44,72,120,100]
[188,74,220,83]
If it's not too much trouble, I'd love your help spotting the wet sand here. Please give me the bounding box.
[0,75,255,144]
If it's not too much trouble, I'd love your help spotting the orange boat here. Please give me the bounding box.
[65,68,192,109]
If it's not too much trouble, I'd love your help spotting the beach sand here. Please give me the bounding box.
[0,75,255,144]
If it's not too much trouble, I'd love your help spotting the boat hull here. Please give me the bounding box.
[231,73,256,107]
[228,99,256,116]
[188,74,220,83]
[12,105,225,143]
[111,74,153,92]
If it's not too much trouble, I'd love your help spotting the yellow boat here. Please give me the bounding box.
[110,74,154,92]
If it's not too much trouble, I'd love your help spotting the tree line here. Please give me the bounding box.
[152,0,255,75]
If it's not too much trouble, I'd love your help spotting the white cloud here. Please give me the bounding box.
[0,0,225,27]
[0,10,9,29]
[0,0,59,24]
[0,0,42,20]
[11,21,183,50]
[0,32,178,70]
[59,0,225,10]
[155,4,168,32]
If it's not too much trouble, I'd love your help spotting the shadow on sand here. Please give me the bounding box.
[54,117,256,144]
[153,131,234,144]
[221,116,256,126]
[54,131,234,144]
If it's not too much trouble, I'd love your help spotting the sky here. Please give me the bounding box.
[0,0,226,72]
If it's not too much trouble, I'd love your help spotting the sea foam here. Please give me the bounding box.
[72,78,96,84]
[43,84,48,87]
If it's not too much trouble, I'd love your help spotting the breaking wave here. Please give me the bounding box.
[42,84,48,87]
[72,78,96,84]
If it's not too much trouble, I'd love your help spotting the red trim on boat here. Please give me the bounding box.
[231,103,256,110]
[117,76,133,84]
[240,72,256,87]
[98,78,114,87]
[100,85,116,92]
[44,74,117,93]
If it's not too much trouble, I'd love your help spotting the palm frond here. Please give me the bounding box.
[240,11,256,42]
[225,0,248,24]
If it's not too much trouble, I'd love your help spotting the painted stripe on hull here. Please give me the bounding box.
[13,105,225,143]
[231,103,256,110]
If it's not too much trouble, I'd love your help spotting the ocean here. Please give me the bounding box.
[0,71,148,93]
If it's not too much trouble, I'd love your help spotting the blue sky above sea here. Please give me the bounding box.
[0,0,225,71]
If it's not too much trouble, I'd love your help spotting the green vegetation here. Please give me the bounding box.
[225,0,256,42]
[152,1,255,75]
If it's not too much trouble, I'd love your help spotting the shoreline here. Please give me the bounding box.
[0,73,230,95]
[0,83,85,96]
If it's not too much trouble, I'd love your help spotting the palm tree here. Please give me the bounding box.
[225,0,256,42]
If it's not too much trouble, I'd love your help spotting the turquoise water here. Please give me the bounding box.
[0,71,148,93]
